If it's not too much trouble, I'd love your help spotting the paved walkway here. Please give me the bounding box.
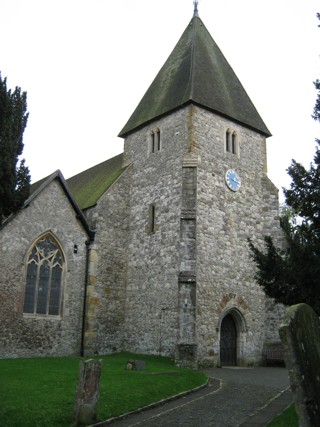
[98,367,292,427]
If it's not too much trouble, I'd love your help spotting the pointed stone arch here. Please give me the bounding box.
[218,307,247,366]
[23,231,66,317]
[218,307,247,332]
[25,230,66,260]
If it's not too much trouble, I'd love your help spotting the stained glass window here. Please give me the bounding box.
[23,235,64,316]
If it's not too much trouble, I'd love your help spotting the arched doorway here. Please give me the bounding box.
[220,314,237,366]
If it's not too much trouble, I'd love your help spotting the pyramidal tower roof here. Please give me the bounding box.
[119,14,271,138]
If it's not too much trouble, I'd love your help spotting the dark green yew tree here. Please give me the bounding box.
[0,73,30,223]
[249,17,320,314]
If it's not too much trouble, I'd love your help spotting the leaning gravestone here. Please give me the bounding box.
[279,303,320,427]
[74,359,102,426]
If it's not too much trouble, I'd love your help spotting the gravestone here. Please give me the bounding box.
[279,303,320,427]
[74,359,102,426]
[126,360,146,370]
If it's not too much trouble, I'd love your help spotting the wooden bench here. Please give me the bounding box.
[264,348,285,366]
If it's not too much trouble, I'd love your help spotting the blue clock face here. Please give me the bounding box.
[226,169,241,191]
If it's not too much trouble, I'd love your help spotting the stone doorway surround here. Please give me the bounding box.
[218,307,247,366]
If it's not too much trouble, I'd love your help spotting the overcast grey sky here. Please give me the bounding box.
[1,0,319,201]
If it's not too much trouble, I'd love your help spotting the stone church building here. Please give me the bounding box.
[0,10,284,367]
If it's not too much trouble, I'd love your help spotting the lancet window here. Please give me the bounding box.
[225,128,239,156]
[149,128,161,154]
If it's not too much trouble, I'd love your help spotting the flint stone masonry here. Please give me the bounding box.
[280,303,320,427]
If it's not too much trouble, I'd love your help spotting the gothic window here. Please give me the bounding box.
[23,234,64,316]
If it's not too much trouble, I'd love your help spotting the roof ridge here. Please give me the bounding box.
[182,17,196,102]
[1,170,94,239]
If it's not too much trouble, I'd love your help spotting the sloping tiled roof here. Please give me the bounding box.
[30,174,50,194]
[66,153,126,210]
[119,16,270,138]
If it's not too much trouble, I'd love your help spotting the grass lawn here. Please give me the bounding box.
[267,404,298,427]
[0,353,207,427]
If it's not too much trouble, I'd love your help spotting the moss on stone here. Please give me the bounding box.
[66,153,125,210]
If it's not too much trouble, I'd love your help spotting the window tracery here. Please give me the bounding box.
[23,234,64,316]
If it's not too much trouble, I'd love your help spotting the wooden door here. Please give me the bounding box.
[220,314,237,366]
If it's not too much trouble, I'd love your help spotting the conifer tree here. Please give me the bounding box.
[0,73,30,223]
[249,14,320,314]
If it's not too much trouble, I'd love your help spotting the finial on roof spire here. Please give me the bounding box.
[193,0,199,17]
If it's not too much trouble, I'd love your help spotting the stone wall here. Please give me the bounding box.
[265,299,286,344]
[121,108,191,356]
[0,180,89,357]
[83,168,131,355]
[112,103,283,366]
[193,106,282,366]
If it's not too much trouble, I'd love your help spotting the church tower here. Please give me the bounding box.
[118,7,281,367]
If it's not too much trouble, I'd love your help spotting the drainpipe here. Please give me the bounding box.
[80,238,92,357]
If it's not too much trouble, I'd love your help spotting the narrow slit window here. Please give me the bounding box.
[225,129,239,156]
[151,204,156,233]
[150,131,155,153]
[148,203,156,234]
[156,129,161,151]
[226,130,230,152]
[232,132,237,154]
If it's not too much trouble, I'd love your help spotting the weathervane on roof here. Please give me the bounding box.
[193,0,199,17]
